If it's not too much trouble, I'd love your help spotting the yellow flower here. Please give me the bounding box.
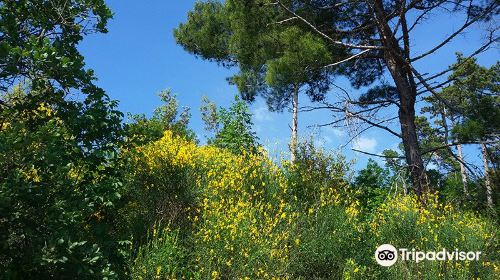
[132,130,304,276]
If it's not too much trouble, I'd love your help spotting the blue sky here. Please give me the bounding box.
[79,1,498,170]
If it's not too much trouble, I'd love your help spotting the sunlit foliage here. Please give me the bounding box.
[127,130,499,279]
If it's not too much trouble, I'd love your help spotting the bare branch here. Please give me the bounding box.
[353,113,402,138]
[323,49,371,68]
[411,66,465,115]
[305,102,402,138]
[416,32,498,85]
[352,148,404,158]
[422,140,497,155]
[340,116,399,148]
[273,17,298,25]
[411,2,499,61]
[275,0,384,50]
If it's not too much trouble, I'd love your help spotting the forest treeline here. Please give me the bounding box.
[0,0,499,279]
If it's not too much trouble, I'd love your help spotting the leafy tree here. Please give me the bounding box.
[285,139,351,205]
[0,86,124,279]
[354,159,390,211]
[125,89,194,145]
[440,56,499,208]
[0,0,111,93]
[445,57,499,143]
[384,56,499,202]
[200,96,219,133]
[413,116,468,191]
[263,27,334,162]
[420,97,470,195]
[175,0,499,201]
[175,2,338,162]
[408,55,499,209]
[201,96,259,154]
[0,1,127,278]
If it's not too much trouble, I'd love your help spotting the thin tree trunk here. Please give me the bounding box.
[290,84,299,163]
[373,0,428,200]
[442,109,468,194]
[456,143,468,195]
[481,142,493,208]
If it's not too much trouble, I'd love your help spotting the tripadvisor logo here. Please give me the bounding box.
[375,244,482,267]
[375,244,398,267]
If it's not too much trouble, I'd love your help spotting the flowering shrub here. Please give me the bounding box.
[127,130,499,279]
[366,194,500,279]
[283,140,351,206]
[128,131,296,278]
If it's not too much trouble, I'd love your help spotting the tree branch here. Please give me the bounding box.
[411,66,465,115]
[416,31,498,84]
[275,1,384,50]
[422,140,497,155]
[352,148,404,158]
[411,2,499,61]
[323,49,372,68]
[307,102,403,138]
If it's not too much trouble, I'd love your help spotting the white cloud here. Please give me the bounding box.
[252,106,273,122]
[322,135,333,144]
[353,137,378,153]
[313,134,336,148]
[323,126,345,137]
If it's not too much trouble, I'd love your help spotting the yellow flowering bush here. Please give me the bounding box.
[129,130,296,279]
[119,130,198,242]
[368,193,499,279]
[127,131,499,280]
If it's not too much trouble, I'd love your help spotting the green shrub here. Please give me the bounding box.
[130,226,194,280]
[284,140,351,206]
[0,89,125,279]
[367,194,499,279]
[289,206,368,279]
[353,159,391,212]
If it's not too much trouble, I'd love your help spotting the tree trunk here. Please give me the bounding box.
[456,143,468,195]
[443,110,468,195]
[481,142,493,208]
[398,90,428,198]
[290,84,299,163]
[373,0,428,199]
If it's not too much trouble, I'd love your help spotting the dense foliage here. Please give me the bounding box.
[200,96,259,154]
[0,87,124,279]
[0,1,498,279]
[125,129,499,279]
[1,0,124,278]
